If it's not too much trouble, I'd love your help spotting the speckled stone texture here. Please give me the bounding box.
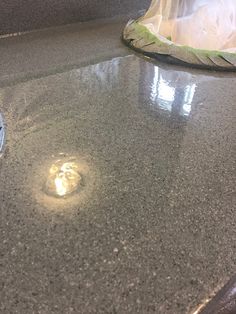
[0,0,150,35]
[0,18,130,87]
[0,13,235,314]
[0,45,235,313]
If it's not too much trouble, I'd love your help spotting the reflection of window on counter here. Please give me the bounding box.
[150,67,196,117]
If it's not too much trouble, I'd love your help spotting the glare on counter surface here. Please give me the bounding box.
[45,160,82,197]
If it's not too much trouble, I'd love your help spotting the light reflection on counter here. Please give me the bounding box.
[191,298,211,314]
[45,161,82,197]
[150,66,196,117]
[32,154,97,212]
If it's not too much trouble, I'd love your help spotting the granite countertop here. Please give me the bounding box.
[0,17,235,314]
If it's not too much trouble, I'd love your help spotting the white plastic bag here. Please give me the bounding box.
[140,0,236,52]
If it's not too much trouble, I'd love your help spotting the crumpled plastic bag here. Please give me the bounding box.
[140,0,236,52]
[123,0,236,70]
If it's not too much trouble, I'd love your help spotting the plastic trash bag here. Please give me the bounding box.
[123,0,236,70]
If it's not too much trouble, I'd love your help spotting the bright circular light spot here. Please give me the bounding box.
[45,161,82,197]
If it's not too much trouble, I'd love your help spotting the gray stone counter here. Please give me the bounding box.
[0,15,235,314]
[0,0,150,35]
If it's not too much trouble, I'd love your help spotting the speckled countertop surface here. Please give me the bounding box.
[0,0,150,35]
[0,18,235,314]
